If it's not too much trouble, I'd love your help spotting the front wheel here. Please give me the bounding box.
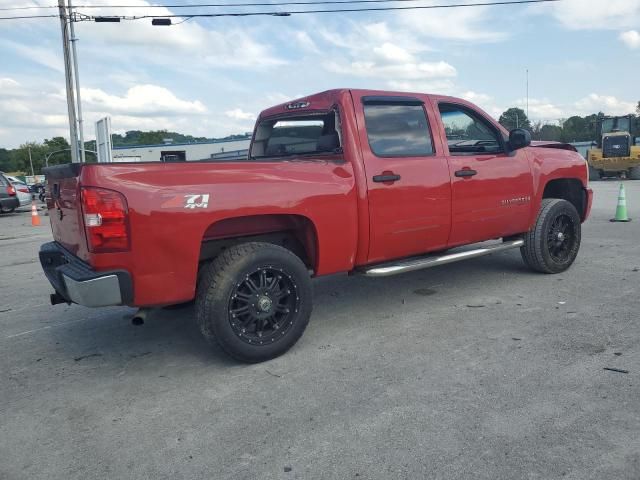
[629,166,640,180]
[588,165,601,181]
[521,199,582,274]
[196,242,312,363]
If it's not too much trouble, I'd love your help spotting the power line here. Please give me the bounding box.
[96,0,563,20]
[0,14,59,19]
[0,0,561,20]
[0,0,559,9]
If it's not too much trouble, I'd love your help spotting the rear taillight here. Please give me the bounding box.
[7,185,16,196]
[81,187,130,253]
[17,187,30,193]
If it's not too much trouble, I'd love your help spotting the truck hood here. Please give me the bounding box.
[530,141,578,152]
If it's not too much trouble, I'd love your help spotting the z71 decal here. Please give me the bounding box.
[161,194,210,209]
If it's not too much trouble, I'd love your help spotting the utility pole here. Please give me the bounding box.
[28,146,35,177]
[526,68,529,120]
[68,0,86,163]
[57,0,79,163]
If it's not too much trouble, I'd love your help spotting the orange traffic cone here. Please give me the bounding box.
[31,201,41,226]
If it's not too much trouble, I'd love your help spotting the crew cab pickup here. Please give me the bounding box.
[40,89,593,362]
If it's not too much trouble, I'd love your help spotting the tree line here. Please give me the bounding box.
[498,101,640,143]
[0,130,248,175]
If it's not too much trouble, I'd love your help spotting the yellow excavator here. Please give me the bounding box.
[587,115,640,180]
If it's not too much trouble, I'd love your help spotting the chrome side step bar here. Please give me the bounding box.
[362,239,524,277]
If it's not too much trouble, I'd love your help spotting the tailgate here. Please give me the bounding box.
[44,163,87,258]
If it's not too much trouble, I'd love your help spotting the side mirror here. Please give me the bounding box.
[509,128,531,151]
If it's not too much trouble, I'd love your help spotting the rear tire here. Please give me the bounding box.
[629,166,640,180]
[196,242,312,363]
[521,199,582,274]
[588,165,601,181]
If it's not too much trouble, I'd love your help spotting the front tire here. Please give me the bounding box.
[629,166,640,180]
[588,165,601,181]
[196,242,312,363]
[521,199,582,274]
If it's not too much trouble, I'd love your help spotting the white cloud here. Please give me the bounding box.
[386,79,456,95]
[513,98,564,119]
[494,94,639,122]
[620,30,640,49]
[539,0,640,30]
[461,91,492,104]
[0,40,63,73]
[294,31,320,54]
[574,94,637,116]
[81,85,207,116]
[225,108,255,121]
[0,78,20,89]
[0,79,212,147]
[373,43,415,63]
[325,60,456,80]
[398,3,507,41]
[75,1,286,69]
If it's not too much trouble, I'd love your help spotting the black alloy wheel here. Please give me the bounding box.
[229,267,300,345]
[521,198,582,274]
[196,242,312,363]
[546,214,577,263]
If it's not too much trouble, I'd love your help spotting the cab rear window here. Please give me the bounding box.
[251,111,341,159]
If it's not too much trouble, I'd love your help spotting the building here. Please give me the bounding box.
[111,137,251,163]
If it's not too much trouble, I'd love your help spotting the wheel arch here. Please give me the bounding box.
[542,178,587,221]
[199,214,319,272]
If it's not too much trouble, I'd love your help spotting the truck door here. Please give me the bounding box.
[433,101,533,246]
[353,94,452,264]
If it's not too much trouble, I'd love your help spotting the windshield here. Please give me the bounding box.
[251,111,341,159]
[601,117,630,134]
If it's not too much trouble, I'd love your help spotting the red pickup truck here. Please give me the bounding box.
[40,89,592,362]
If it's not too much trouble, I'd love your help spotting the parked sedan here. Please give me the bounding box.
[4,175,33,206]
[0,173,20,214]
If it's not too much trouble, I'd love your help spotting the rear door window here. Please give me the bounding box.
[363,103,434,157]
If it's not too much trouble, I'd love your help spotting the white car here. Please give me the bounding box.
[4,175,33,207]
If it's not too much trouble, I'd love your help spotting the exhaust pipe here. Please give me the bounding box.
[131,308,151,326]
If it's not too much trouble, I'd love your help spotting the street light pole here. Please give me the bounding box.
[45,149,97,167]
[57,0,79,163]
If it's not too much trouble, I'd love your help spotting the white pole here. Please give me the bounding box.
[68,0,86,163]
[526,68,529,120]
[57,0,79,163]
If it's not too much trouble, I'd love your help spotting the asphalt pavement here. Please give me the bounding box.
[1,181,639,480]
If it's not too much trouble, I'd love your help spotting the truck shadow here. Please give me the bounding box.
[47,252,537,367]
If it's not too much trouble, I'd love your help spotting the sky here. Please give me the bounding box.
[0,0,639,148]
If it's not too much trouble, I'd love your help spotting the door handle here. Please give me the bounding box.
[455,169,477,178]
[373,174,401,183]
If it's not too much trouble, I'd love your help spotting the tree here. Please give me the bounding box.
[539,124,563,142]
[561,116,592,142]
[530,121,543,140]
[43,137,72,165]
[499,107,531,131]
[637,101,640,115]
[0,148,17,172]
